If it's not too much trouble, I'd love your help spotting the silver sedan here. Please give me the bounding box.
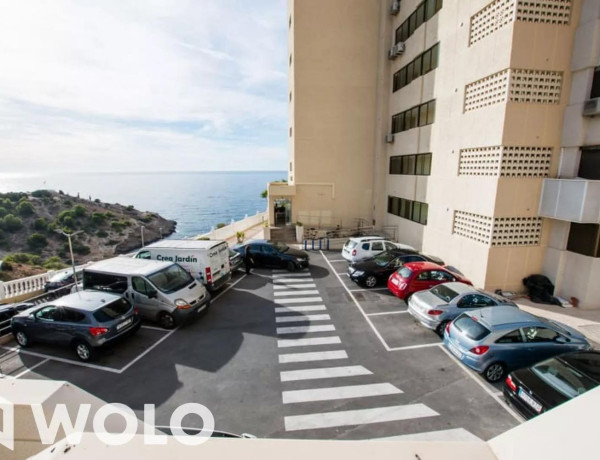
[407,282,517,335]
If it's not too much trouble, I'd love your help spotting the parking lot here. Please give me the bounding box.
[0,252,523,441]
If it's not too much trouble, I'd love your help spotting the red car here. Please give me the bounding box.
[387,261,472,300]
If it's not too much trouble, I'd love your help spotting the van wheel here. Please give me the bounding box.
[14,329,31,348]
[484,362,506,383]
[286,261,297,272]
[73,341,95,362]
[159,312,176,329]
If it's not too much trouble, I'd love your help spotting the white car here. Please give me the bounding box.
[341,236,415,263]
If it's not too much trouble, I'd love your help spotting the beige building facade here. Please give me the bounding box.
[269,0,600,309]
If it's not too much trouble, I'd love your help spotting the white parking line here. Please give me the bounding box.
[279,350,348,364]
[275,314,331,323]
[275,305,327,313]
[140,325,169,331]
[273,284,316,289]
[277,325,336,335]
[12,358,50,379]
[349,288,390,292]
[280,365,371,381]
[282,383,402,404]
[118,327,179,373]
[438,344,523,423]
[0,346,122,373]
[274,297,323,304]
[327,259,347,263]
[320,251,391,351]
[366,311,408,316]
[337,273,349,276]
[387,343,440,351]
[212,274,247,302]
[277,337,342,348]
[284,404,438,431]
[274,290,320,296]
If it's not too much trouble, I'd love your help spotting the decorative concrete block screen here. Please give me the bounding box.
[469,0,571,46]
[464,69,510,112]
[508,69,563,104]
[459,146,552,177]
[469,0,516,46]
[515,0,571,25]
[453,211,493,245]
[465,69,562,111]
[453,211,543,246]
[491,217,543,246]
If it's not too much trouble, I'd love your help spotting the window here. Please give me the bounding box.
[417,271,431,280]
[133,277,154,296]
[391,100,436,133]
[371,241,384,251]
[393,43,440,92]
[523,326,559,343]
[566,223,600,257]
[36,306,59,321]
[289,54,292,66]
[429,270,454,281]
[395,0,442,45]
[591,67,600,99]
[388,195,429,225]
[430,284,459,303]
[416,153,432,175]
[578,148,600,180]
[136,251,151,260]
[458,294,497,308]
[289,126,292,137]
[361,243,370,250]
[93,298,133,323]
[289,91,292,102]
[62,309,86,323]
[83,271,128,294]
[454,314,490,340]
[496,329,523,344]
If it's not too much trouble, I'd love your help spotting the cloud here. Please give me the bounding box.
[0,0,288,173]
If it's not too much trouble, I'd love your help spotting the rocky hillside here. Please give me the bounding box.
[0,190,175,279]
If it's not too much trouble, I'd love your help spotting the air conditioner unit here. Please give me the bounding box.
[583,97,600,116]
[385,133,395,144]
[387,42,406,60]
[390,0,400,15]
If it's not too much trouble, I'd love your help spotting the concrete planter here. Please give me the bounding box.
[296,225,304,243]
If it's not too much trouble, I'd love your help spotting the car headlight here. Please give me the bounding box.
[175,298,191,310]
[353,270,365,276]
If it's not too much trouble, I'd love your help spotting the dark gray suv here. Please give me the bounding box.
[11,290,141,361]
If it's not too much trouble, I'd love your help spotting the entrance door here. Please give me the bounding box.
[274,199,291,226]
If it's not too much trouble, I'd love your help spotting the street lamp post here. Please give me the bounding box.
[56,229,83,292]
[141,225,145,247]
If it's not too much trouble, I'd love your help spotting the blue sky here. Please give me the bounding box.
[0,0,288,173]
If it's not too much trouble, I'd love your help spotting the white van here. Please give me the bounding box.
[134,240,231,292]
[82,257,210,329]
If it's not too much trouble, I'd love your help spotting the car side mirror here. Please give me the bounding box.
[148,290,158,299]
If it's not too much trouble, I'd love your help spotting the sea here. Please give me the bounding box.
[0,171,286,238]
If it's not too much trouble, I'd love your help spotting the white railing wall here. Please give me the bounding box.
[197,211,267,241]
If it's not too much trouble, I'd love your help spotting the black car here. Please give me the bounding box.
[348,249,444,288]
[0,302,35,337]
[233,240,309,271]
[44,269,83,292]
[503,351,600,419]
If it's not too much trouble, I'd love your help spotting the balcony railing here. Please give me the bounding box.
[539,178,600,223]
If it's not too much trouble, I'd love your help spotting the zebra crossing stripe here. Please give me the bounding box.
[275,305,327,313]
[274,278,315,284]
[274,290,320,296]
[277,337,341,348]
[274,297,323,304]
[277,325,335,335]
[280,365,371,381]
[275,314,331,323]
[278,350,348,363]
[282,383,402,404]
[284,404,439,431]
[273,273,313,278]
[274,284,316,289]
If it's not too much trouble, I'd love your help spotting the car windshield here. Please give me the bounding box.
[147,264,193,294]
[397,267,412,279]
[49,271,71,282]
[454,314,490,341]
[430,285,460,303]
[531,358,597,399]
[93,298,132,323]
[271,241,289,252]
[372,252,397,266]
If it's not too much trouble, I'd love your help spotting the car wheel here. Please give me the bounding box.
[405,293,413,303]
[159,312,176,329]
[436,321,449,337]
[286,261,297,272]
[73,341,95,362]
[364,275,377,288]
[484,362,506,383]
[14,330,31,348]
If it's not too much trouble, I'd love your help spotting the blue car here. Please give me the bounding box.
[443,306,591,383]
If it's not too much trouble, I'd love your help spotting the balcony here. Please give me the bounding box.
[539,178,600,223]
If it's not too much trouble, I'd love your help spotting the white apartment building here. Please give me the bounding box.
[268,0,600,309]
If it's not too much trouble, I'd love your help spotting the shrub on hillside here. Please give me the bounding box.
[31,190,53,198]
[91,212,106,225]
[27,233,48,251]
[72,205,87,217]
[97,230,108,238]
[43,256,66,270]
[4,253,37,264]
[1,214,24,232]
[0,207,8,218]
[16,200,34,217]
[33,217,48,231]
[216,223,227,229]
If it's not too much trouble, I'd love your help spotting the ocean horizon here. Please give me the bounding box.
[0,170,287,238]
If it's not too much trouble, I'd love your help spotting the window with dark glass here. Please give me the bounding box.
[578,148,600,180]
[566,223,600,257]
[393,43,440,92]
[387,195,429,225]
[395,0,442,45]
[591,67,600,99]
[390,153,432,176]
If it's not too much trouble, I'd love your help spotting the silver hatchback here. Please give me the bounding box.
[443,306,591,383]
[408,282,517,335]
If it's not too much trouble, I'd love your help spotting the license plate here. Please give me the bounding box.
[116,317,133,331]
[448,342,463,360]
[390,278,399,286]
[518,388,542,413]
